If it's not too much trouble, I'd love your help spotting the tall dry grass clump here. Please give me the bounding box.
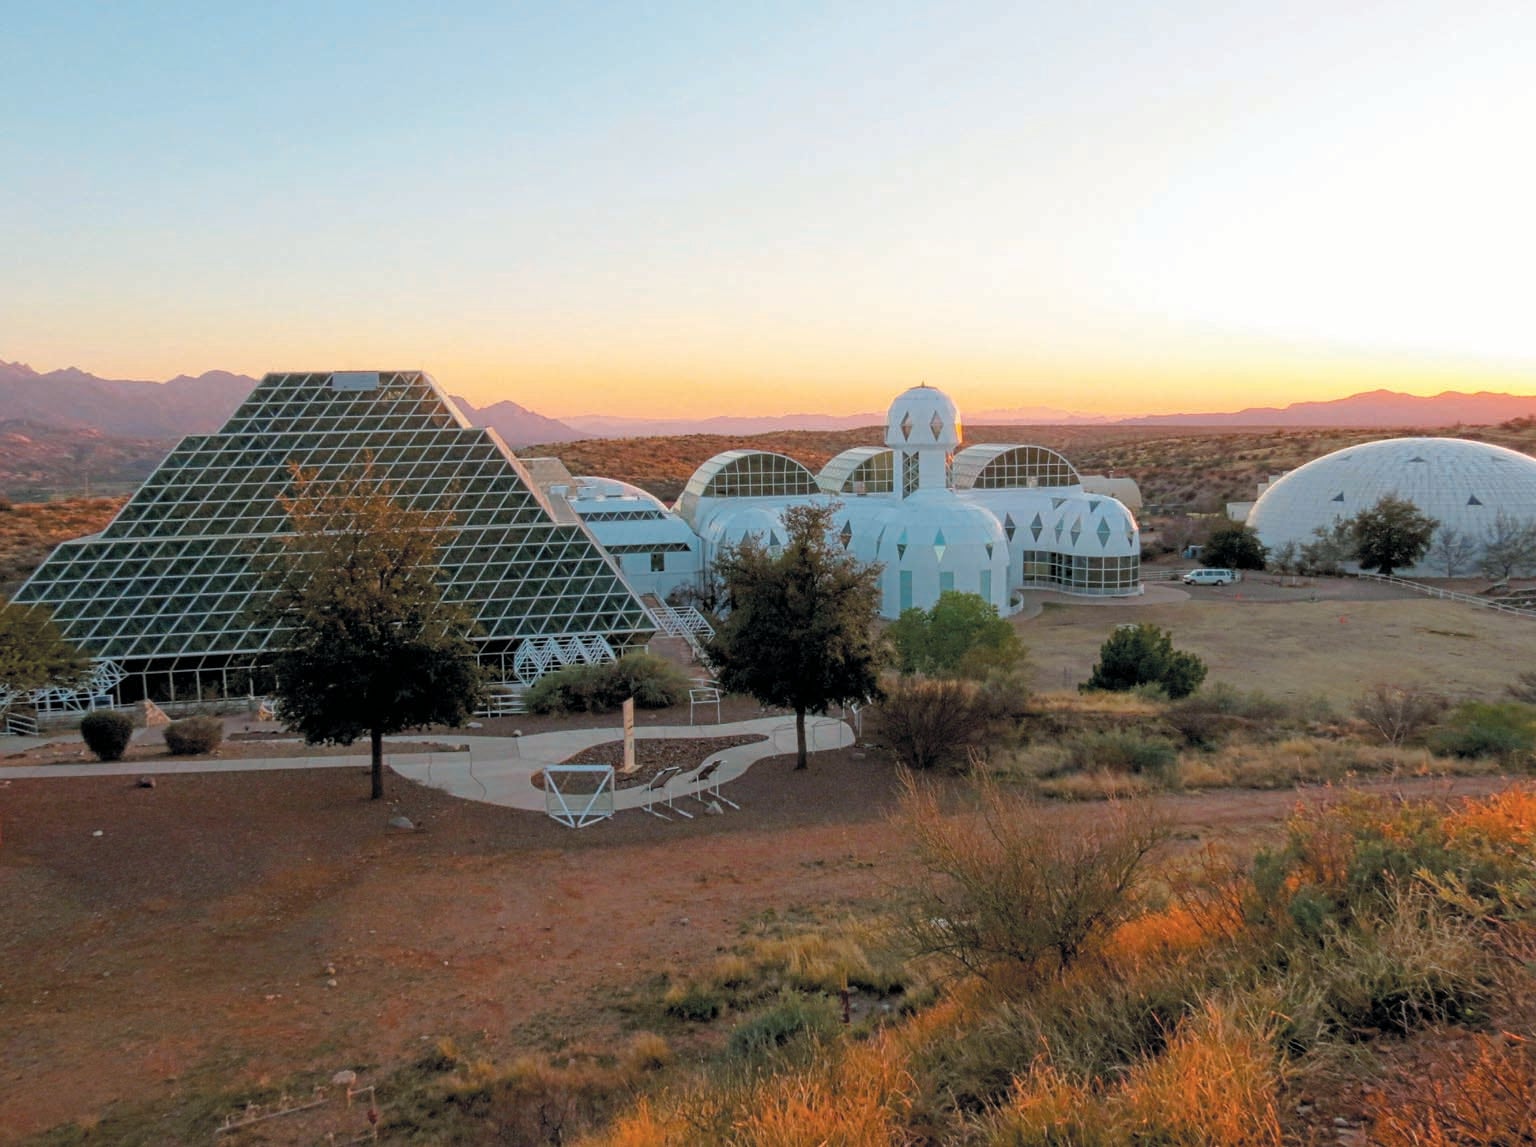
[977,1002,1283,1146]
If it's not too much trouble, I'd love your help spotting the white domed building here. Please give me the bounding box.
[671,384,1142,617]
[1247,437,1536,577]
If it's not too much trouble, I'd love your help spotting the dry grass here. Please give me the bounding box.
[1370,1034,1536,1145]
[1021,599,1536,703]
[976,1001,1283,1146]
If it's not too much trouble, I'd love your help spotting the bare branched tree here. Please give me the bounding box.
[1428,527,1479,578]
[898,772,1166,983]
[1352,683,1448,747]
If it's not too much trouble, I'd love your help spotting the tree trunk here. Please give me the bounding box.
[371,727,385,800]
[794,706,808,771]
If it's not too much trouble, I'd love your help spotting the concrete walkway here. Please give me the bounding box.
[0,715,856,813]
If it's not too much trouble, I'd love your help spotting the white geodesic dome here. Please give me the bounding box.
[1248,436,1536,575]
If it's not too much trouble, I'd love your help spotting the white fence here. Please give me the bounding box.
[1351,572,1536,618]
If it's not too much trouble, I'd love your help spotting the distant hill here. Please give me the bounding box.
[448,396,582,445]
[1123,388,1536,428]
[560,404,1102,437]
[0,360,257,438]
[0,360,584,448]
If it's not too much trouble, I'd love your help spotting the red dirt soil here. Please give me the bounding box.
[0,758,1516,1143]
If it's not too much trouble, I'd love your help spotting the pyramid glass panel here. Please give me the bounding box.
[12,371,654,700]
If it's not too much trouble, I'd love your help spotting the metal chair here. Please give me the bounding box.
[640,765,691,820]
[689,759,740,811]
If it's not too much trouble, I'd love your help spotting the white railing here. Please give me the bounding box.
[475,685,528,716]
[647,600,715,664]
[3,706,39,736]
[1351,572,1536,618]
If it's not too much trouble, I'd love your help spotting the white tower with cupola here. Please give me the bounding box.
[885,384,961,497]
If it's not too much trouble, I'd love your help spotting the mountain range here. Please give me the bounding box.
[3,360,1535,443]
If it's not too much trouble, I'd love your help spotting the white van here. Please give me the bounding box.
[1182,567,1238,586]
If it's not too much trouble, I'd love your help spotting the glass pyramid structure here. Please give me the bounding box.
[12,371,655,702]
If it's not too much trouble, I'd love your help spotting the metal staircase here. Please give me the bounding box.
[643,596,715,666]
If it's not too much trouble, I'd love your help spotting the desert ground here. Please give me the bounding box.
[3,583,1535,1143]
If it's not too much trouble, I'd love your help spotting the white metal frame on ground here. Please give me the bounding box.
[542,764,616,828]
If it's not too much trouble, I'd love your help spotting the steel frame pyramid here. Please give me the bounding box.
[13,371,655,702]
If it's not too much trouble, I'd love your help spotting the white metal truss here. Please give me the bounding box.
[511,632,617,684]
[0,659,126,733]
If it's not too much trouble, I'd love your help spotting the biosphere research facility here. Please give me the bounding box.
[12,373,1140,703]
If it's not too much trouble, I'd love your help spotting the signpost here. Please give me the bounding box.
[622,696,637,774]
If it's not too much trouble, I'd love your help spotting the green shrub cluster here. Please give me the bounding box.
[1429,701,1536,762]
[79,710,134,761]
[1065,728,1178,778]
[163,715,224,755]
[727,991,841,1060]
[525,652,691,714]
[1083,623,1207,699]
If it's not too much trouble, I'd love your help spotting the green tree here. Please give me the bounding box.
[706,502,884,770]
[0,598,89,695]
[260,466,485,800]
[1083,622,1207,699]
[1201,523,1268,571]
[1348,495,1439,577]
[887,590,1023,677]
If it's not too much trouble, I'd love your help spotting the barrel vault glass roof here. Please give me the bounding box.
[12,371,654,671]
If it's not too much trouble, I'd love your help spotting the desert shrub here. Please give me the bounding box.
[79,710,134,761]
[899,773,1167,980]
[1353,683,1448,746]
[1166,683,1295,749]
[1271,886,1489,1051]
[162,715,224,755]
[1082,623,1207,700]
[525,653,690,714]
[1370,1034,1536,1146]
[600,651,690,708]
[1430,701,1536,762]
[727,991,841,1060]
[1065,729,1178,780]
[662,980,726,1021]
[876,675,994,771]
[526,662,606,714]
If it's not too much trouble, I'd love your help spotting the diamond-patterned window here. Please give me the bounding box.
[1029,512,1044,541]
[1096,517,1112,547]
[839,520,854,549]
[1069,517,1082,545]
[929,411,944,439]
[899,411,913,441]
[1003,512,1016,541]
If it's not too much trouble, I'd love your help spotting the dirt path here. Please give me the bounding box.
[0,758,1516,1141]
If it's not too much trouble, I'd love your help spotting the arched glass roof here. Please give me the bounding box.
[817,447,894,495]
[677,450,821,525]
[952,444,1080,490]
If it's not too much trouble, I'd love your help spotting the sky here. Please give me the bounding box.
[4,1,1535,419]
